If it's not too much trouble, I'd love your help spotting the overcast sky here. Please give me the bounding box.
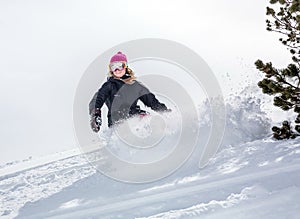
[0,0,292,164]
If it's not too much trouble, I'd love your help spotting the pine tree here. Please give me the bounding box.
[255,0,300,140]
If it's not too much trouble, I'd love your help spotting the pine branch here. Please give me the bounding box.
[258,0,300,140]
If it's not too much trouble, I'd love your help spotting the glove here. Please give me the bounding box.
[90,108,102,133]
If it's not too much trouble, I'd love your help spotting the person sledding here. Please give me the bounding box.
[89,51,170,132]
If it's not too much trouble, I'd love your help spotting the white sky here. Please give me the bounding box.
[0,0,292,164]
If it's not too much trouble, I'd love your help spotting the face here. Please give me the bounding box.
[112,68,126,78]
[110,61,127,78]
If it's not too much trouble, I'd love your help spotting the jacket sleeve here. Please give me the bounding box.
[89,82,111,115]
[89,92,98,115]
[137,82,168,111]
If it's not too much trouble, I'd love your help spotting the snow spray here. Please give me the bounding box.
[73,38,226,183]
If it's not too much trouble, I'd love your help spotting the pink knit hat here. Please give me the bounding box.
[110,51,127,63]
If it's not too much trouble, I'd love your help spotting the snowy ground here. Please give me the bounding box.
[1,96,300,219]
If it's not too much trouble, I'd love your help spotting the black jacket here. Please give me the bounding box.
[89,76,168,127]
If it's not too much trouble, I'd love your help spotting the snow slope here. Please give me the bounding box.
[1,94,300,219]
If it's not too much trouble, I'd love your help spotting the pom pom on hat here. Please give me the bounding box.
[110,51,127,63]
